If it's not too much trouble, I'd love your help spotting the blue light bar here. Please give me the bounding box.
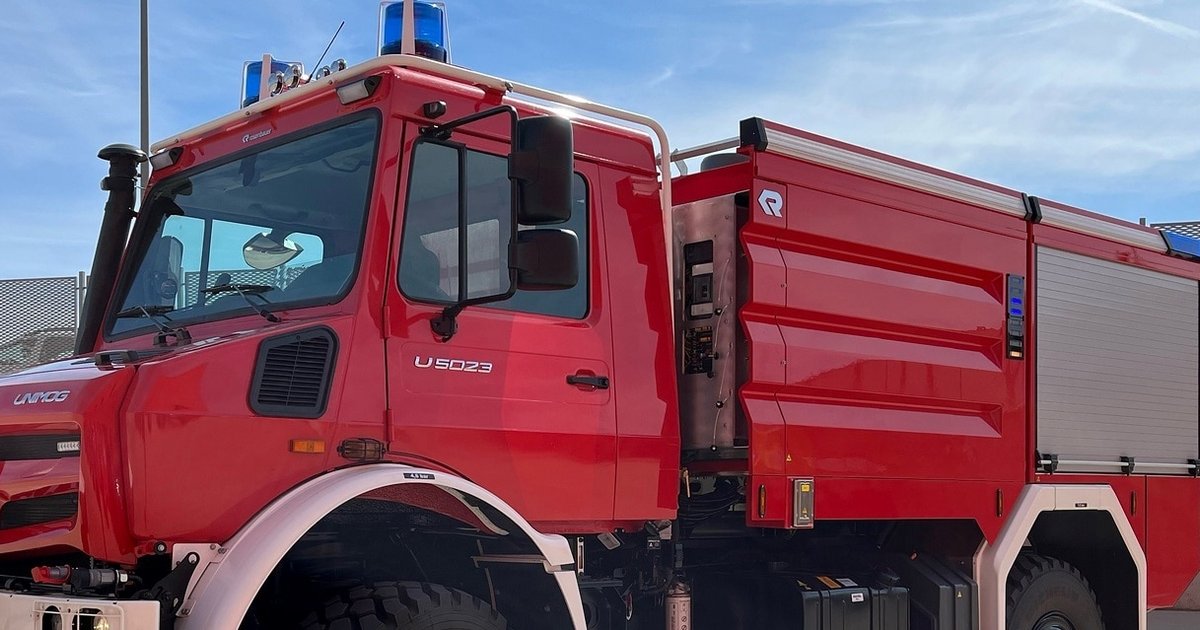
[1161,230,1200,261]
[379,1,450,62]
[242,60,298,108]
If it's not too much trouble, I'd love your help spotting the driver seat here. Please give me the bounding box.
[285,255,355,300]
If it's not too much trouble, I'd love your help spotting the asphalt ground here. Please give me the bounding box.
[1150,610,1200,629]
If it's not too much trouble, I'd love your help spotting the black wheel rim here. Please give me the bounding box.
[1033,612,1077,630]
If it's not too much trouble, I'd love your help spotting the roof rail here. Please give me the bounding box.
[664,137,739,176]
[153,54,672,212]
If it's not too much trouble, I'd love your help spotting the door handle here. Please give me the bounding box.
[567,374,610,390]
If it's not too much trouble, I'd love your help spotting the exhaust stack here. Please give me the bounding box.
[75,144,146,355]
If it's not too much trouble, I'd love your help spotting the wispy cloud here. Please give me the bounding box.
[648,66,676,87]
[1074,0,1200,39]
[603,0,1200,221]
[862,2,1052,31]
[2,0,1199,278]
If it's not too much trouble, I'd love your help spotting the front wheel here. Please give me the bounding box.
[1006,554,1104,630]
[301,581,507,630]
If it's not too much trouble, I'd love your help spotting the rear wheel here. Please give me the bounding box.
[1006,554,1104,630]
[301,581,507,630]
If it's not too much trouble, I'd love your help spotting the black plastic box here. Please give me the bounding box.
[782,574,909,630]
[793,574,872,629]
[692,572,910,630]
[871,585,911,630]
[890,556,977,630]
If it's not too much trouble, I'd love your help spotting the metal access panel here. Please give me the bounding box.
[673,194,742,452]
[1036,246,1200,470]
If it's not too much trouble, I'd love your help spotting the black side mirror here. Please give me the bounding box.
[513,229,578,291]
[511,116,574,225]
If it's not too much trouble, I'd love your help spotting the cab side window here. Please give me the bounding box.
[399,142,589,319]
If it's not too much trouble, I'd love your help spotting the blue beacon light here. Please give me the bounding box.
[379,1,450,62]
[242,60,298,108]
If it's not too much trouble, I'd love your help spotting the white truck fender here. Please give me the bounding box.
[975,484,1146,630]
[173,464,586,630]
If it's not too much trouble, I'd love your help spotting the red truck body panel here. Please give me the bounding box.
[675,119,1200,606]
[0,361,135,562]
[729,147,1028,541]
[1146,476,1200,607]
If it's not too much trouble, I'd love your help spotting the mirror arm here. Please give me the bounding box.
[420,105,518,141]
[431,289,516,342]
[433,143,471,343]
[424,105,523,343]
[430,239,521,341]
[431,305,463,342]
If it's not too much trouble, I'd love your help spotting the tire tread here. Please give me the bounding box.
[1006,553,1105,630]
[301,581,506,630]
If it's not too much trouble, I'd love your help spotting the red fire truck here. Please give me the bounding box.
[0,2,1195,628]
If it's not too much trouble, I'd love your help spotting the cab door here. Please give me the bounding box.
[384,124,616,527]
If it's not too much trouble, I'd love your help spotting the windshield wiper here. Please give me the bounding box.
[199,283,273,295]
[201,283,282,323]
[114,304,192,347]
[115,304,176,320]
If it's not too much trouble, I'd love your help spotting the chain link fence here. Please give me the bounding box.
[0,264,320,376]
[0,274,86,375]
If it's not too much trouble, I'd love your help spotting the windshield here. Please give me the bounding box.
[108,115,379,338]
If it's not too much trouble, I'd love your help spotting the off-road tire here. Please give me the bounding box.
[1007,554,1104,630]
[301,581,507,630]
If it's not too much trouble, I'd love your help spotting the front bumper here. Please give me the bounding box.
[0,592,159,629]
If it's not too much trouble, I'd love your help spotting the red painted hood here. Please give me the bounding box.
[0,357,137,563]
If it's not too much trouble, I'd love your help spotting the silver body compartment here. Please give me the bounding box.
[1036,246,1200,472]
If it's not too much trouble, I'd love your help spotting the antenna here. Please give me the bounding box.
[308,20,346,79]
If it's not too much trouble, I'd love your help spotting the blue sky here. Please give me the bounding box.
[1,0,1197,278]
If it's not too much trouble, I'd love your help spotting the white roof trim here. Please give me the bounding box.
[151,55,670,213]
[1040,206,1167,253]
[761,128,1026,218]
[760,127,1169,253]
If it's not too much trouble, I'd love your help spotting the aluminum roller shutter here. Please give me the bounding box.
[1036,246,1199,470]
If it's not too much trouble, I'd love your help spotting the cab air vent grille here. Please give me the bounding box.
[250,327,337,418]
[0,493,78,530]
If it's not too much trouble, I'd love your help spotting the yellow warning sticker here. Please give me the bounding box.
[817,575,841,589]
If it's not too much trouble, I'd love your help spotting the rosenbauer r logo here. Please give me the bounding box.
[758,189,784,218]
[13,391,70,405]
[242,129,272,144]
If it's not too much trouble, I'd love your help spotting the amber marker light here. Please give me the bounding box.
[289,439,326,454]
